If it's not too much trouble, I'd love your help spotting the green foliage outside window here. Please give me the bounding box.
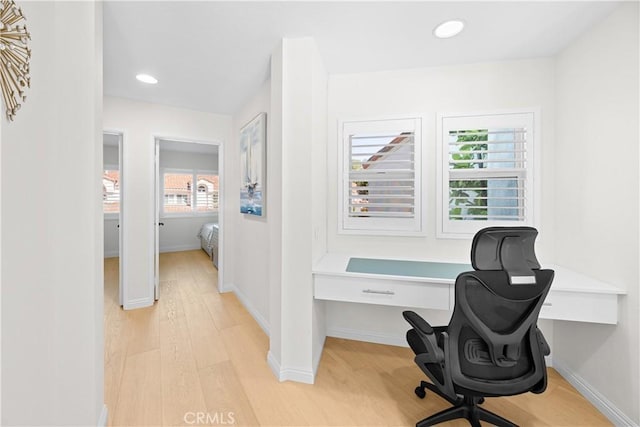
[449,130,488,220]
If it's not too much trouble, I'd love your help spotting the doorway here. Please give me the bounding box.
[103,131,124,305]
[153,137,223,299]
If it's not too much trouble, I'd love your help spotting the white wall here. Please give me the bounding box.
[554,3,639,423]
[103,97,231,309]
[325,58,556,345]
[268,38,329,383]
[159,149,218,253]
[1,2,104,425]
[229,81,271,330]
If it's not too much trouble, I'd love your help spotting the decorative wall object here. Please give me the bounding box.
[239,113,266,216]
[0,0,30,121]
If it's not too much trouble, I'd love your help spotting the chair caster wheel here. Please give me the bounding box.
[415,386,426,399]
[478,397,485,404]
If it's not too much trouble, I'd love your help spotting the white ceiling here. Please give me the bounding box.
[103,1,619,115]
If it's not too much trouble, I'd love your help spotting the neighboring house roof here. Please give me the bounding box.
[362,133,412,169]
[103,170,119,185]
[165,174,219,193]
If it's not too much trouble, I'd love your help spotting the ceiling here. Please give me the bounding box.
[103,1,619,115]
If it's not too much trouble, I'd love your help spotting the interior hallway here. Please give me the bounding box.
[104,250,612,426]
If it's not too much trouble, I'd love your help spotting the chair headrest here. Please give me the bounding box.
[471,227,541,285]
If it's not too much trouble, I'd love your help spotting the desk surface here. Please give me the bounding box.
[315,254,626,295]
[347,257,471,280]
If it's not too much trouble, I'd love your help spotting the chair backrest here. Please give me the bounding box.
[447,226,554,396]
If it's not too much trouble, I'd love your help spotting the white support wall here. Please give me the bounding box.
[1,2,105,425]
[553,3,639,424]
[268,38,328,383]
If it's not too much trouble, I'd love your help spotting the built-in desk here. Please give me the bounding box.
[313,254,626,325]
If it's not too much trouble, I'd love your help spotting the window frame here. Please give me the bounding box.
[103,164,120,219]
[338,116,424,236]
[436,109,540,239]
[161,168,219,218]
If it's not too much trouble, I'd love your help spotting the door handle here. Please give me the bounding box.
[362,289,395,295]
[157,222,165,226]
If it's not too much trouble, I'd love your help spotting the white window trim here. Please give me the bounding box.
[161,168,219,218]
[338,116,425,236]
[103,163,120,219]
[436,108,541,239]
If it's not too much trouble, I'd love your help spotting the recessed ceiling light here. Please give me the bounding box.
[433,20,465,39]
[136,73,158,84]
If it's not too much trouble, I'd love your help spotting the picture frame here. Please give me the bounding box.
[239,112,266,216]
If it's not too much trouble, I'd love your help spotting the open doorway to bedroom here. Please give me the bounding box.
[154,138,223,299]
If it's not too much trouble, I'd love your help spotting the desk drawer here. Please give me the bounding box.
[539,291,618,324]
[314,275,450,310]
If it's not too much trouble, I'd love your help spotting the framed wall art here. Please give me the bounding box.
[239,112,266,216]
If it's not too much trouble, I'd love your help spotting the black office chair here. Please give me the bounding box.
[403,226,553,427]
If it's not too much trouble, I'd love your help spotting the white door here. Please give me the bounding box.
[154,140,160,300]
[118,133,124,305]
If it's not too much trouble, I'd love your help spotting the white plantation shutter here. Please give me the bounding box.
[439,112,537,237]
[341,118,422,234]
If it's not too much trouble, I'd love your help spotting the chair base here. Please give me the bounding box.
[414,382,517,427]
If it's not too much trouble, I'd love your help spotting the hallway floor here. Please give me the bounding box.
[104,250,612,426]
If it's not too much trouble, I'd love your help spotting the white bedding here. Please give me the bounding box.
[197,223,219,267]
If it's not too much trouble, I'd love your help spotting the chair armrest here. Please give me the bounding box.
[403,310,434,335]
[403,311,444,364]
[536,327,551,356]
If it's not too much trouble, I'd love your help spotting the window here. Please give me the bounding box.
[438,111,537,238]
[340,117,423,235]
[196,174,219,212]
[103,169,120,214]
[163,171,218,215]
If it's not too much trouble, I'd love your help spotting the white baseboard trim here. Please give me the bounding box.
[97,404,108,427]
[219,282,233,293]
[267,350,281,380]
[123,297,154,310]
[553,358,637,426]
[104,250,119,258]
[159,244,201,253]
[267,351,315,384]
[327,327,408,347]
[226,282,270,336]
[313,334,326,376]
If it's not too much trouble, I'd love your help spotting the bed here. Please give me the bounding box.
[197,222,219,268]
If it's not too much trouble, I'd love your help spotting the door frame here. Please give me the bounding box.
[151,135,225,297]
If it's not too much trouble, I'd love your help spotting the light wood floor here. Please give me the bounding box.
[104,250,612,426]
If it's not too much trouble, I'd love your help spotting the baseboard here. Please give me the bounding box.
[104,250,119,258]
[226,282,270,336]
[267,350,315,384]
[123,296,154,310]
[159,244,200,253]
[553,358,637,426]
[312,334,326,376]
[219,282,233,293]
[97,404,108,427]
[327,327,408,347]
[267,350,281,380]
